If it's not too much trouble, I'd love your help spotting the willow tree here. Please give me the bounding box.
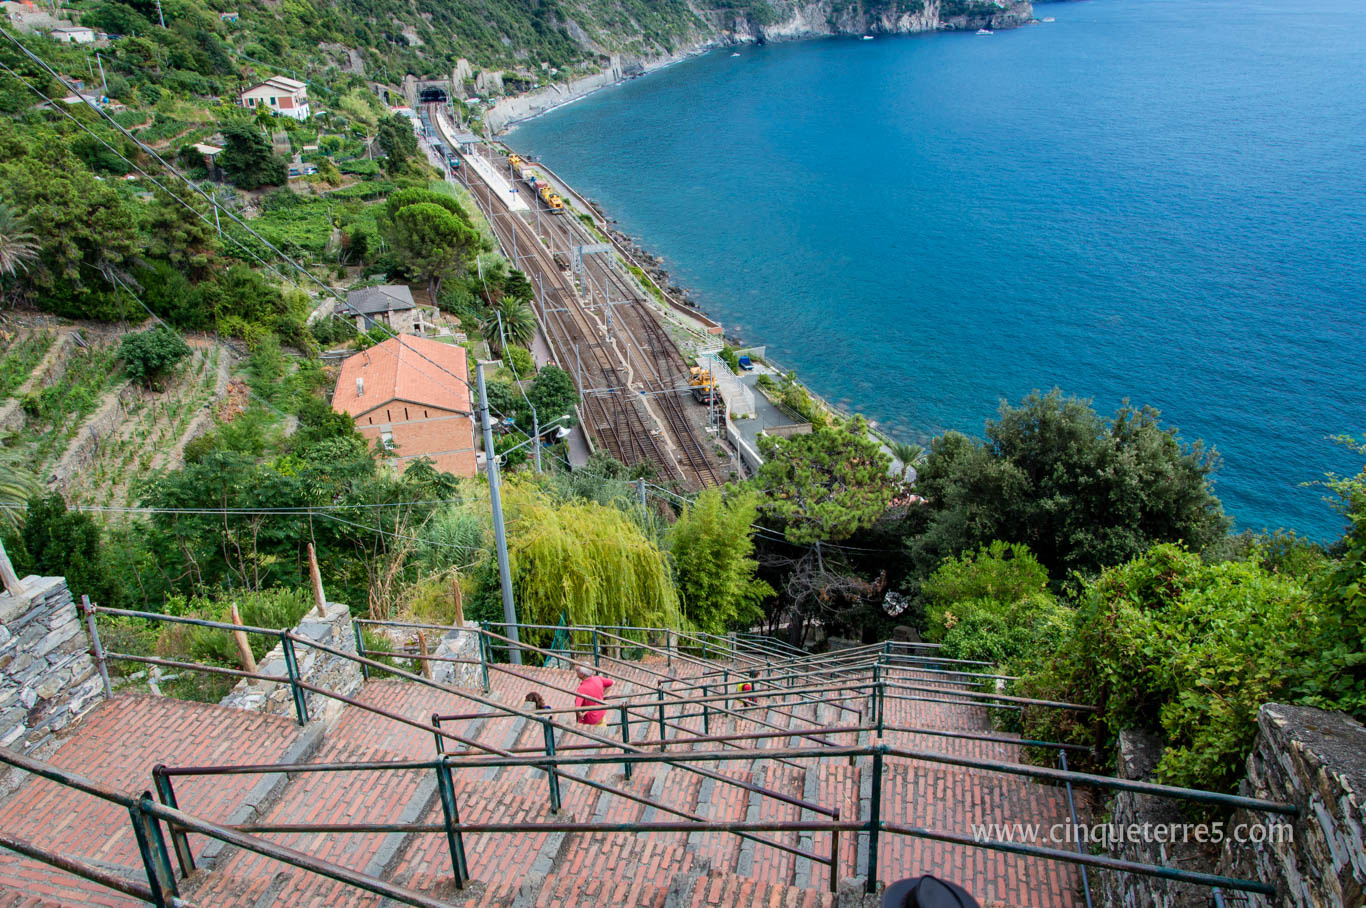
[505,490,681,630]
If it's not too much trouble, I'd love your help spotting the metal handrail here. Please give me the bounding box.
[0,748,457,908]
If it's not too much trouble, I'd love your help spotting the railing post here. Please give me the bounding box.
[431,713,445,755]
[865,749,883,894]
[151,767,194,877]
[830,806,841,894]
[478,632,490,692]
[353,622,370,680]
[656,687,667,746]
[723,668,730,714]
[435,758,469,888]
[539,718,562,812]
[128,792,178,907]
[619,705,633,780]
[702,635,708,660]
[81,596,112,698]
[592,627,600,667]
[280,634,309,726]
[1059,750,1094,908]
[701,684,710,735]
[665,628,672,668]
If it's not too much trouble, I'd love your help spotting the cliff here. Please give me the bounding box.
[708,0,1034,42]
[485,0,1034,132]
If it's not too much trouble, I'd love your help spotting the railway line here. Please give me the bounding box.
[431,108,724,488]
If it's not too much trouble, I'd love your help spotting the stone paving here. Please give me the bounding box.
[0,651,1089,907]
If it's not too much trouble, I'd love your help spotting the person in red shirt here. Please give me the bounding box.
[573,665,614,726]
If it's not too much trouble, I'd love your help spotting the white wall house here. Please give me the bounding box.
[239,75,310,120]
[50,25,95,43]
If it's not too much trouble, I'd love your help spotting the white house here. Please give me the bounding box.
[239,75,309,120]
[50,25,95,43]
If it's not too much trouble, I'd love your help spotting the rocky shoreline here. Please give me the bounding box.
[487,0,1036,134]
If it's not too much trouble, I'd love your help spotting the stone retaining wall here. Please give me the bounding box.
[0,577,104,794]
[1104,705,1366,907]
[430,626,484,690]
[1218,704,1366,908]
[219,600,364,725]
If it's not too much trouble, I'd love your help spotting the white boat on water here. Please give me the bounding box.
[731,52,741,56]
[976,28,994,35]
[1043,16,1055,22]
[862,35,874,40]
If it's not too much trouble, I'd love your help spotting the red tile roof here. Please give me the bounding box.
[333,335,471,418]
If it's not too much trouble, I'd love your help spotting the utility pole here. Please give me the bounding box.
[153,0,165,27]
[532,412,542,474]
[476,361,522,664]
[95,53,107,98]
[636,479,647,525]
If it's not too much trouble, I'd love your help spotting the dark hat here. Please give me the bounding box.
[881,876,980,908]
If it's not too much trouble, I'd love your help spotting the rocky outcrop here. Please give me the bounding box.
[485,0,1032,132]
[704,0,1033,43]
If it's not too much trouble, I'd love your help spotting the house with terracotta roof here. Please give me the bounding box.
[332,335,477,477]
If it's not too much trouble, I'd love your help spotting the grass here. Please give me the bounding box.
[0,331,54,398]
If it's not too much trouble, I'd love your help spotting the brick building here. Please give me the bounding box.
[332,335,477,477]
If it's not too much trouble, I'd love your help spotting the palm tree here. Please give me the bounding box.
[0,448,40,531]
[890,441,925,481]
[0,202,39,278]
[484,296,536,352]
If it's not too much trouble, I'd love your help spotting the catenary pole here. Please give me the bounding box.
[476,361,521,664]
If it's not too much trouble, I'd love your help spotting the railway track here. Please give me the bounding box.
[433,114,724,488]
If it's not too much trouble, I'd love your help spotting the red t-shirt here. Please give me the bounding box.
[574,676,613,725]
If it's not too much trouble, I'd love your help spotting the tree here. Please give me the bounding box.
[668,489,772,633]
[484,295,536,351]
[528,365,579,429]
[756,418,898,545]
[376,114,418,168]
[889,441,924,481]
[0,450,40,531]
[905,390,1228,581]
[500,484,682,629]
[120,324,192,388]
[15,493,122,608]
[0,201,38,277]
[217,122,286,190]
[389,202,479,298]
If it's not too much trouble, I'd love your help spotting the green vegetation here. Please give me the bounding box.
[0,330,53,397]
[119,325,191,388]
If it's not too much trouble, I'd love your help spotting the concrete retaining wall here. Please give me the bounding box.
[0,577,104,794]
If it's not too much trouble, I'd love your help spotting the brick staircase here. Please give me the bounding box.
[0,651,1091,907]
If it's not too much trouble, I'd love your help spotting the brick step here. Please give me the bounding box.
[183,736,440,907]
[0,695,312,908]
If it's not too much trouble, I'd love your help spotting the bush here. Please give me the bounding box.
[502,344,535,378]
[119,325,191,388]
[1016,544,1322,793]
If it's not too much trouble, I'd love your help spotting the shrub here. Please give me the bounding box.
[119,325,192,388]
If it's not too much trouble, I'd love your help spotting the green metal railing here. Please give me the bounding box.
[0,748,455,908]
[80,609,1294,902]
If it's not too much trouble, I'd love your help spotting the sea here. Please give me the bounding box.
[506,0,1366,541]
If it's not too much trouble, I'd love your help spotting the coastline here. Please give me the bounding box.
[486,0,1035,135]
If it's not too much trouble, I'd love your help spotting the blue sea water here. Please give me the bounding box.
[507,0,1366,540]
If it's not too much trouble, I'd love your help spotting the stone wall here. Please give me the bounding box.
[430,626,485,690]
[219,600,364,725]
[1104,706,1366,908]
[0,577,105,794]
[1097,730,1215,908]
[1219,704,1366,908]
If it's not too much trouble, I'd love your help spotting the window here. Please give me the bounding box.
[380,429,395,451]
